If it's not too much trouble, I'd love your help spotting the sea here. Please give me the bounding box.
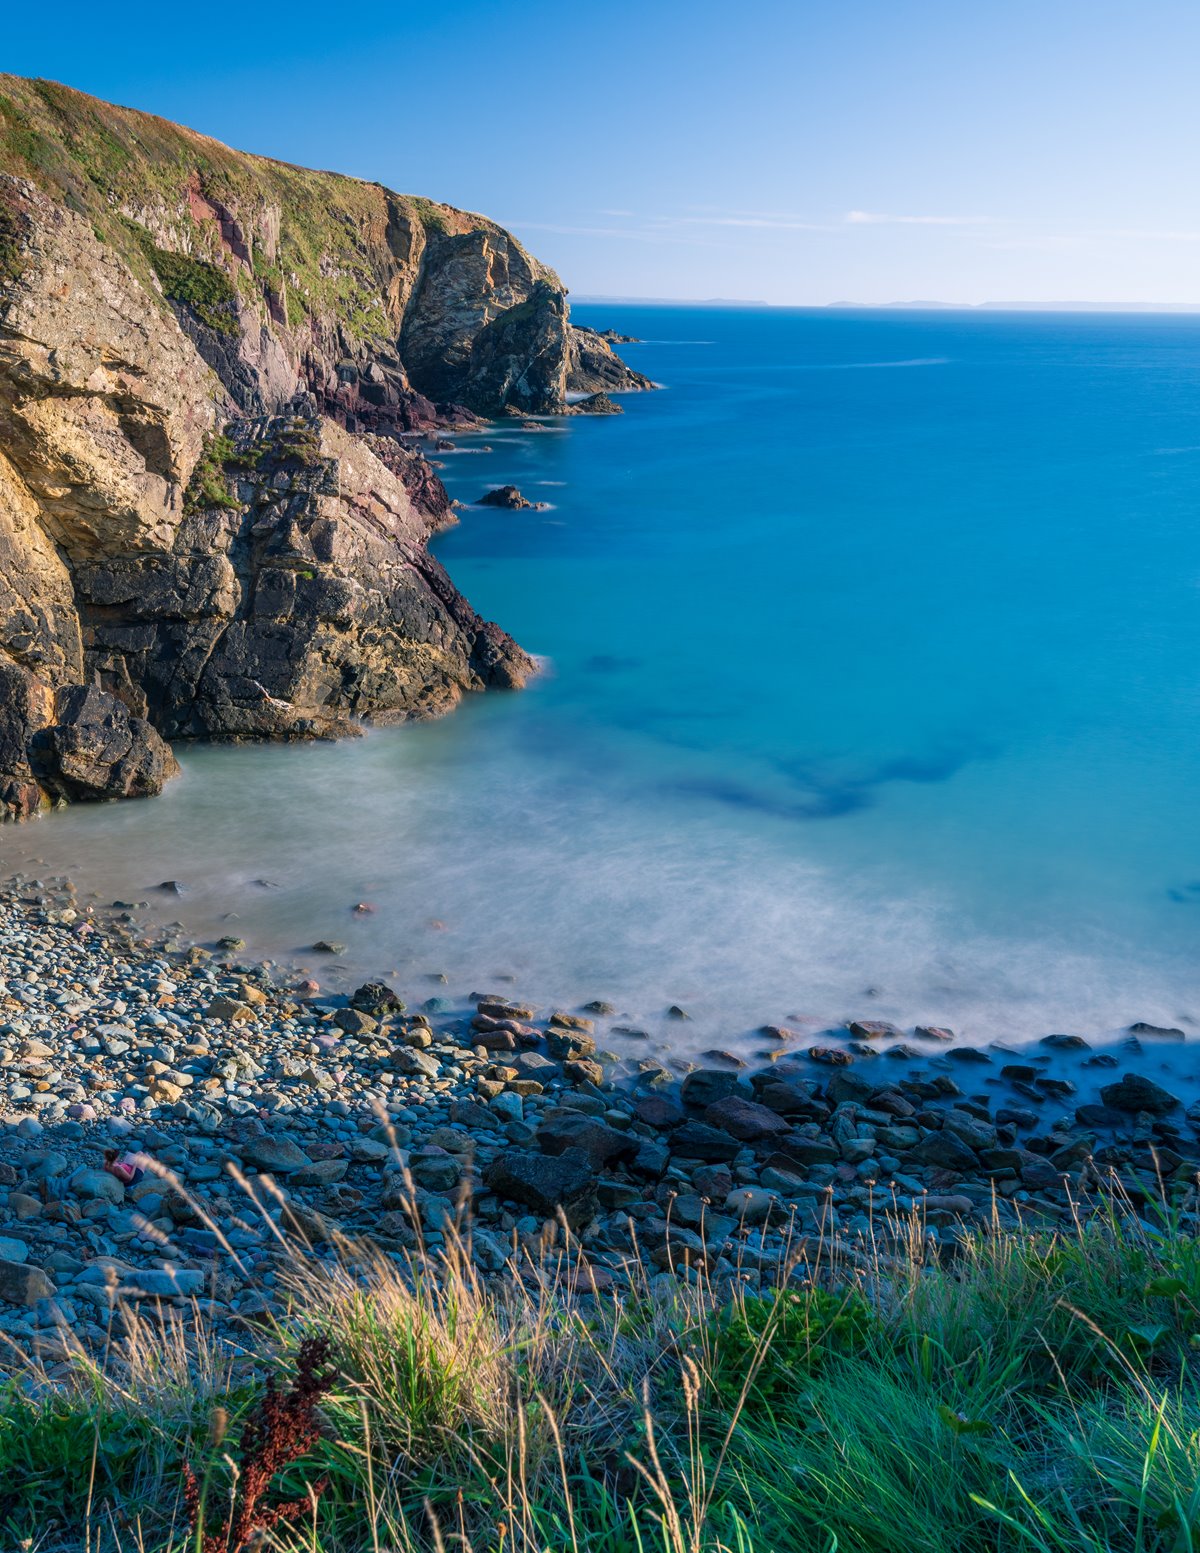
[6,305,1200,1067]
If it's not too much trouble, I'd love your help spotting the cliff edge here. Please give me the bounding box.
[0,77,650,817]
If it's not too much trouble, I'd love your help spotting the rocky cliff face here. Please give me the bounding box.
[568,325,657,396]
[0,76,649,818]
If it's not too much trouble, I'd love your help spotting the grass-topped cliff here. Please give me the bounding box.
[0,74,560,371]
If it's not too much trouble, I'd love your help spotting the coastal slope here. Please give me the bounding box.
[0,76,648,817]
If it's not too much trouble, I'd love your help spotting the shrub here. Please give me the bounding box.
[184,1336,336,1553]
[704,1286,874,1408]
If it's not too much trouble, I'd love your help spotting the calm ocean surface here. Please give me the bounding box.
[7,306,1200,1056]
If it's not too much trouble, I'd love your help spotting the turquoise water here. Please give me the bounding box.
[8,307,1200,1053]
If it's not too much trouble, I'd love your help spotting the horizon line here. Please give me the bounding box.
[571,294,1200,314]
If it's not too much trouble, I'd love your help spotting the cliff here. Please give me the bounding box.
[0,76,650,818]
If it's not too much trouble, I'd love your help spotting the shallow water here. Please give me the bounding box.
[6,306,1200,1061]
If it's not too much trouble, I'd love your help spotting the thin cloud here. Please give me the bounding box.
[846,210,994,227]
[1092,226,1200,242]
[979,225,1200,253]
[677,206,836,231]
[672,215,831,231]
[506,220,730,249]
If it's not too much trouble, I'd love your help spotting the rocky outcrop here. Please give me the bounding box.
[0,76,646,817]
[359,434,456,527]
[568,326,656,395]
[0,656,54,818]
[0,665,177,818]
[75,415,534,741]
[477,485,547,511]
[459,282,573,415]
[31,685,178,803]
[566,392,623,416]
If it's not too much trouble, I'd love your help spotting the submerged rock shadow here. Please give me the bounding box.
[668,738,1000,824]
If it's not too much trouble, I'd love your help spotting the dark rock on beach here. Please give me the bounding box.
[704,1095,792,1143]
[30,685,178,804]
[680,1069,740,1108]
[670,1121,742,1162]
[484,1149,597,1225]
[848,1020,904,1041]
[350,982,407,1017]
[1128,1022,1186,1040]
[536,1112,638,1169]
[1100,1073,1181,1114]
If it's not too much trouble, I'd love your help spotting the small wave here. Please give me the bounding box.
[751,358,951,374]
[814,357,951,371]
[1153,444,1200,456]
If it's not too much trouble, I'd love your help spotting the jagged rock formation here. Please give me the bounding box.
[568,326,656,395]
[78,415,533,740]
[0,76,649,817]
[31,685,178,803]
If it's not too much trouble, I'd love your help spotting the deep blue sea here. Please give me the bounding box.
[9,306,1200,1058]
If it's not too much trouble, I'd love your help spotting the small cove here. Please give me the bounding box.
[6,305,1200,1068]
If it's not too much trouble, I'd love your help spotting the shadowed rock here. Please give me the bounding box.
[536,1111,638,1169]
[31,685,178,804]
[478,485,544,510]
[484,1148,597,1225]
[1100,1073,1181,1114]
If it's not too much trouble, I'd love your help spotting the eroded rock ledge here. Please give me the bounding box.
[0,76,649,817]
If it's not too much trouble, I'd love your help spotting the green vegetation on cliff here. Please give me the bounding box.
[0,74,546,348]
[183,419,329,516]
[182,431,240,514]
[132,227,239,334]
[0,200,24,286]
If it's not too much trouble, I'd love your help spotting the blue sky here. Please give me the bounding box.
[6,0,1200,305]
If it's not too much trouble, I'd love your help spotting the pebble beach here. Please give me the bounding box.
[2,868,1199,1376]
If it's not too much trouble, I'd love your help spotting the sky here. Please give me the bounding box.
[6,0,1200,307]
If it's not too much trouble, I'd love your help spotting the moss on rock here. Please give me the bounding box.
[183,432,240,514]
[135,231,239,336]
[0,200,24,287]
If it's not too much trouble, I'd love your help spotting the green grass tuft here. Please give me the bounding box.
[4,1153,1200,1551]
[183,431,240,514]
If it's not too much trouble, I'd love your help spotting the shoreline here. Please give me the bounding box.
[2,867,1198,1370]
[6,772,1200,1092]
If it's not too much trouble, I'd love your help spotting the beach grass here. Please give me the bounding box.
[2,1181,1199,1552]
